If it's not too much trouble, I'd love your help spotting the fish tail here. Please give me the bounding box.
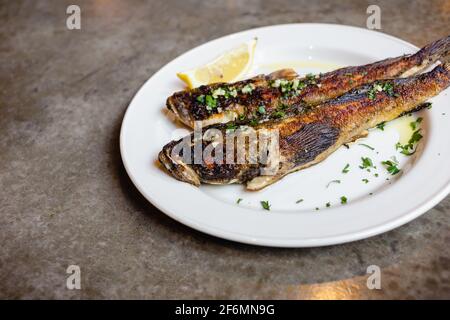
[413,35,450,64]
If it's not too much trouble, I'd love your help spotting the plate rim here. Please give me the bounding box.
[120,23,450,247]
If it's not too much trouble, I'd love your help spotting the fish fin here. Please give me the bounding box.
[267,68,299,80]
[246,123,340,191]
[281,123,340,166]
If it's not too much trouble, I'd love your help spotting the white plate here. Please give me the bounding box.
[120,24,450,247]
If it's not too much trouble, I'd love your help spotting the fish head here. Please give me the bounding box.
[158,139,201,186]
[158,127,264,186]
[166,92,195,127]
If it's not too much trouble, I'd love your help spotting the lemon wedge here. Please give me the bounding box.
[177,39,257,89]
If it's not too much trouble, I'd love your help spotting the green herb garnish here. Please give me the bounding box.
[410,117,423,130]
[359,143,375,150]
[228,88,238,98]
[360,157,374,169]
[395,124,424,156]
[326,202,331,208]
[205,95,217,110]
[258,105,266,114]
[342,163,350,174]
[367,82,396,100]
[241,83,255,94]
[362,178,369,184]
[340,196,348,204]
[212,87,226,98]
[196,95,205,103]
[226,123,238,131]
[305,73,317,85]
[382,159,401,175]
[409,129,423,145]
[376,122,386,131]
[260,201,271,211]
[273,110,285,118]
[296,199,304,204]
[236,198,243,204]
[382,82,395,97]
[326,180,341,188]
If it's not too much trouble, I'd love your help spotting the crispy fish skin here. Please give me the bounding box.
[159,63,450,190]
[167,36,450,128]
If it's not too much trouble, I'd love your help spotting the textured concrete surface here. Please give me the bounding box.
[1,0,450,299]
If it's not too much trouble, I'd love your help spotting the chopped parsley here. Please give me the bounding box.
[228,88,238,97]
[395,122,424,156]
[273,110,286,118]
[270,78,307,97]
[212,87,226,98]
[409,129,423,144]
[236,198,243,204]
[376,122,386,131]
[381,82,395,97]
[241,83,255,94]
[226,123,238,131]
[362,178,369,184]
[260,201,271,211]
[342,163,350,174]
[340,196,348,204]
[296,199,304,204]
[270,78,285,88]
[205,95,217,110]
[326,202,331,208]
[382,159,401,175]
[359,157,374,169]
[367,81,396,100]
[198,87,238,109]
[410,117,423,130]
[196,95,205,103]
[258,105,266,114]
[359,143,375,150]
[305,73,318,85]
[367,84,382,100]
[326,180,341,188]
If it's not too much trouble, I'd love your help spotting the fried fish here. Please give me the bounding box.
[166,36,450,128]
[159,63,450,190]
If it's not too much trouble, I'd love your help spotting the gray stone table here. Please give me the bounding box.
[1,0,449,299]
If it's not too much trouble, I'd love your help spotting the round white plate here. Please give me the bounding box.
[120,24,450,247]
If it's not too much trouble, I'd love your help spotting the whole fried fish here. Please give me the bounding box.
[159,63,450,190]
[167,36,450,128]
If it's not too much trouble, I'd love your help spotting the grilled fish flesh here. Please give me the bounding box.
[159,63,450,190]
[167,36,450,128]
